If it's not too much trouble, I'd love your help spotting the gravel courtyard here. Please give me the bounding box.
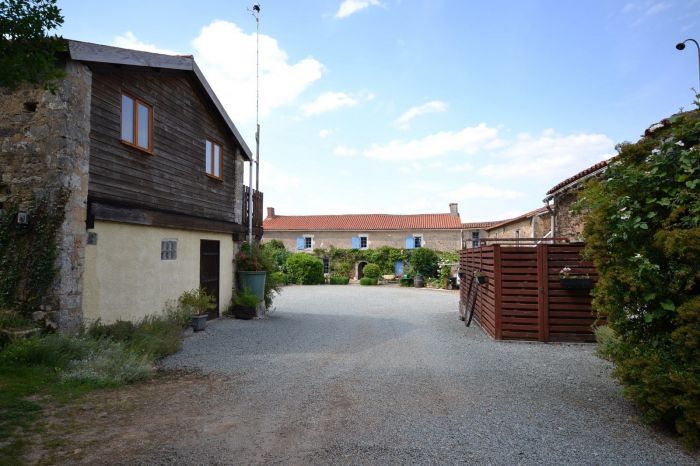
[150,285,694,465]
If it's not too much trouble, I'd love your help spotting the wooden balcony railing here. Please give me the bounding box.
[242,186,263,229]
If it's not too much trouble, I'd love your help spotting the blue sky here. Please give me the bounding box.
[57,0,700,221]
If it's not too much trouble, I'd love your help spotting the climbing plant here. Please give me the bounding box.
[0,191,67,315]
[578,105,700,448]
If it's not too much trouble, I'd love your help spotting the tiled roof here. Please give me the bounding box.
[545,160,610,195]
[461,221,501,229]
[485,207,549,231]
[263,213,463,231]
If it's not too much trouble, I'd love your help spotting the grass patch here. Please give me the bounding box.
[0,301,194,464]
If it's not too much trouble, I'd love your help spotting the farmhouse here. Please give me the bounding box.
[1,40,262,331]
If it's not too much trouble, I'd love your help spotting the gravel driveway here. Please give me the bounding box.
[151,285,697,465]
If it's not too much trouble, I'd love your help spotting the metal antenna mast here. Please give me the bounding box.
[247,3,261,244]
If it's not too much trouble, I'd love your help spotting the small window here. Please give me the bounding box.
[205,139,222,179]
[304,236,312,249]
[121,93,152,152]
[414,236,422,248]
[161,239,177,260]
[323,257,330,274]
[471,231,480,248]
[359,235,368,249]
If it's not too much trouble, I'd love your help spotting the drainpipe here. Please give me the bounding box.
[543,196,555,241]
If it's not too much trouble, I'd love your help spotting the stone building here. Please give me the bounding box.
[1,40,259,332]
[263,203,465,253]
[483,207,552,244]
[543,160,610,241]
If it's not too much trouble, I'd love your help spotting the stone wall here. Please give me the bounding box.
[554,190,586,241]
[263,229,463,252]
[0,60,91,333]
[486,211,552,244]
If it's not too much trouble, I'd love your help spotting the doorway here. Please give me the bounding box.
[199,240,220,319]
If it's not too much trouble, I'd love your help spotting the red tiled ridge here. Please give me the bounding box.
[546,159,610,195]
[263,213,463,231]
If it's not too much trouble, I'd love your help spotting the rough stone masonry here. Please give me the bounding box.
[0,60,92,333]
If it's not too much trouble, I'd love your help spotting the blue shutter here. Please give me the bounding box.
[296,237,305,250]
[351,236,360,249]
[394,260,404,276]
[405,236,414,249]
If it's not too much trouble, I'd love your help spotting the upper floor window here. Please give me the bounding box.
[304,236,312,249]
[205,140,222,179]
[471,231,480,248]
[414,235,423,248]
[359,235,368,249]
[121,94,153,152]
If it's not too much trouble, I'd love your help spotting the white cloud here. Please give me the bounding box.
[114,24,324,128]
[301,91,358,116]
[447,182,524,200]
[319,129,334,139]
[646,2,670,15]
[478,129,615,181]
[364,123,500,160]
[113,31,180,55]
[452,162,473,173]
[333,145,358,157]
[258,160,301,191]
[336,0,380,18]
[394,100,448,130]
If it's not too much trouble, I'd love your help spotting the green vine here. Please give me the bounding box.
[0,190,67,315]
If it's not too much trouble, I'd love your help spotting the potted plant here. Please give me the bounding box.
[558,266,593,289]
[231,288,259,320]
[237,242,267,302]
[474,271,487,285]
[177,288,216,331]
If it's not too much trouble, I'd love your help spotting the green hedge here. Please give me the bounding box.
[579,106,700,448]
[360,277,378,286]
[285,253,325,285]
[362,263,380,279]
[329,276,349,285]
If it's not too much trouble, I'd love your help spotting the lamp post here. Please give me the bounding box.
[676,38,700,90]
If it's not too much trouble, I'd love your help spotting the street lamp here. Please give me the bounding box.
[675,38,700,90]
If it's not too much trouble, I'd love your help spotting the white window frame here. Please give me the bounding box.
[359,234,368,250]
[471,231,480,248]
[413,234,423,248]
[304,235,313,250]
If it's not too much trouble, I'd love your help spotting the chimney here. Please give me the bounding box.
[449,203,459,217]
[266,207,275,218]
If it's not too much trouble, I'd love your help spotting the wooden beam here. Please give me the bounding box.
[537,244,550,342]
[494,245,503,340]
[89,199,250,235]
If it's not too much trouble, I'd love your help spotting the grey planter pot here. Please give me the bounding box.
[192,314,207,332]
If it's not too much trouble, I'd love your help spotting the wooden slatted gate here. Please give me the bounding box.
[459,243,599,342]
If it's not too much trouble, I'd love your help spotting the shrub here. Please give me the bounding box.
[60,340,151,387]
[362,263,380,279]
[594,325,620,361]
[0,335,96,369]
[360,277,378,286]
[262,240,290,272]
[579,107,700,448]
[409,248,439,278]
[177,288,216,317]
[233,288,259,308]
[285,253,324,285]
[240,242,283,308]
[330,275,349,285]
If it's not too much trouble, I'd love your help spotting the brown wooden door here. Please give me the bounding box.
[199,240,220,319]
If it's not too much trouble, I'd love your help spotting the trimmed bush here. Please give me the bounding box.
[360,277,378,286]
[579,107,700,448]
[594,325,620,361]
[362,263,380,279]
[330,275,349,285]
[285,253,325,285]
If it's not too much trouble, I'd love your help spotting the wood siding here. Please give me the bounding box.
[460,244,600,342]
[88,64,244,225]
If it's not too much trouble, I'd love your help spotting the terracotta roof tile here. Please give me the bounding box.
[485,207,549,230]
[263,213,463,231]
[546,159,611,195]
[461,221,501,229]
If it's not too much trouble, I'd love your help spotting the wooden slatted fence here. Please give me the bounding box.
[459,243,599,342]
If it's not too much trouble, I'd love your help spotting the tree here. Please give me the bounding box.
[579,106,700,448]
[0,0,65,89]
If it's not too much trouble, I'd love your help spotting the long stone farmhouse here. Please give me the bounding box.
[262,203,552,252]
[1,40,262,332]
